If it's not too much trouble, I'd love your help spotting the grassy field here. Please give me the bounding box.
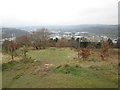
[2,47,118,88]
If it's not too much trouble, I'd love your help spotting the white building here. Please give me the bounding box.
[63,32,73,39]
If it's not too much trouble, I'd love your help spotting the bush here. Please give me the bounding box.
[100,42,110,60]
[80,48,90,60]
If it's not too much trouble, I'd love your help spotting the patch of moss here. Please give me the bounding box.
[54,65,86,76]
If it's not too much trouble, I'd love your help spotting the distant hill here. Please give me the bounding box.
[60,25,118,38]
[2,28,29,39]
[16,24,118,39]
[2,24,118,39]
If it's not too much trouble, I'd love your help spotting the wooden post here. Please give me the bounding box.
[11,48,14,60]
[78,38,81,58]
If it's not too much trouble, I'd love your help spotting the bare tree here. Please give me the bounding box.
[2,40,11,53]
[8,41,18,60]
[31,28,49,49]
[16,35,31,47]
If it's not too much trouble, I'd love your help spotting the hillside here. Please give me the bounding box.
[16,24,118,38]
[1,25,118,39]
[2,28,29,39]
[2,48,118,88]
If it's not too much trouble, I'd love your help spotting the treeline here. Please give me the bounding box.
[2,28,120,60]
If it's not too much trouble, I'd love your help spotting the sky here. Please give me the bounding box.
[0,0,119,27]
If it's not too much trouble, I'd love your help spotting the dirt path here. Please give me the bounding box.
[31,61,53,77]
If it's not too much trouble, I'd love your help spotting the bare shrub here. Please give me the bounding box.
[56,38,68,48]
[80,48,91,60]
[100,42,110,60]
[21,46,28,58]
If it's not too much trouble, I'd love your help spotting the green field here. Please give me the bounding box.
[2,48,118,88]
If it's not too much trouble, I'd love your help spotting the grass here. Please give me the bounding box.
[2,47,119,88]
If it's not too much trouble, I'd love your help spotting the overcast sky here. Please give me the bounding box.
[0,0,119,26]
